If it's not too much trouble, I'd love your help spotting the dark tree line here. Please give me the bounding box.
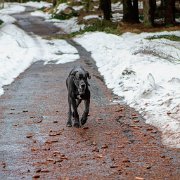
[99,0,178,26]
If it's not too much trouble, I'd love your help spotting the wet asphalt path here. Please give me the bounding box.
[0,6,179,179]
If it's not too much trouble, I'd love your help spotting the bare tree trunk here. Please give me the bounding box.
[0,0,4,9]
[164,0,175,25]
[100,0,111,20]
[123,0,132,22]
[143,0,156,27]
[123,0,139,23]
[52,0,57,7]
[132,0,139,23]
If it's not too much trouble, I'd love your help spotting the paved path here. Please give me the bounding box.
[0,6,179,179]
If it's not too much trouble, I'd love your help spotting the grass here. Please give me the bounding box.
[70,20,122,37]
[0,19,3,25]
[52,12,78,20]
[45,20,122,40]
[146,35,180,41]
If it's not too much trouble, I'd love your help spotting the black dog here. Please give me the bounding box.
[66,66,91,128]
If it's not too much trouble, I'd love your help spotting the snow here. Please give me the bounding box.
[74,32,180,148]
[111,2,123,11]
[0,2,180,148]
[0,3,25,14]
[24,1,51,9]
[73,6,84,11]
[83,15,101,20]
[48,17,85,34]
[56,3,69,14]
[29,4,85,33]
[0,3,79,95]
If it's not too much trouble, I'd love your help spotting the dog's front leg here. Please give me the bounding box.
[72,98,80,128]
[81,99,90,125]
[67,96,73,127]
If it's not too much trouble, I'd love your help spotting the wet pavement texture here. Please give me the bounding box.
[0,6,180,180]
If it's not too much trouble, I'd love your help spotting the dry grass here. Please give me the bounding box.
[117,22,180,34]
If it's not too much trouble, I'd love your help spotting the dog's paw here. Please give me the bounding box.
[66,121,72,127]
[81,117,87,126]
[74,121,80,128]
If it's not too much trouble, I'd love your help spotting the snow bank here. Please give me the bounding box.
[0,3,25,14]
[75,31,180,148]
[0,14,16,23]
[47,17,85,34]
[83,15,101,20]
[24,1,51,9]
[0,24,79,95]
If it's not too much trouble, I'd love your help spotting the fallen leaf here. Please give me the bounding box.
[41,169,49,173]
[132,113,138,118]
[83,127,89,130]
[23,110,28,113]
[135,177,144,180]
[97,118,103,121]
[46,158,54,162]
[101,144,108,149]
[33,119,42,123]
[122,159,130,163]
[33,174,40,178]
[92,147,99,152]
[35,168,41,173]
[104,132,111,135]
[26,133,33,138]
[110,165,118,168]
[31,147,38,152]
[96,154,103,158]
[49,130,62,136]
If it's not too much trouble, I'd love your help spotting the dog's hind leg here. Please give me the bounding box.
[81,99,90,126]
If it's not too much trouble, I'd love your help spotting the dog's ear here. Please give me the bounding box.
[70,70,78,76]
[86,71,91,79]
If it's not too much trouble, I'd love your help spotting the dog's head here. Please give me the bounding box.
[71,68,91,95]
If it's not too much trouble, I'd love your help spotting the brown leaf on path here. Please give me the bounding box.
[83,126,89,130]
[26,133,33,138]
[45,139,59,144]
[33,118,42,123]
[33,174,40,178]
[41,169,50,173]
[135,177,144,180]
[132,113,138,118]
[101,144,108,149]
[104,132,111,135]
[96,154,103,158]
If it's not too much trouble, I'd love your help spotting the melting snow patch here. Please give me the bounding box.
[75,31,180,148]
[0,24,79,96]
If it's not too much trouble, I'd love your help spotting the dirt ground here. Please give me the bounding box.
[0,7,179,180]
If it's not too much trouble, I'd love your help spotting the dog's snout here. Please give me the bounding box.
[81,83,86,88]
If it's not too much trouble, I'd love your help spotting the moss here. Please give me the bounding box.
[147,35,180,41]
[70,20,122,37]
[0,19,3,26]
[52,11,78,20]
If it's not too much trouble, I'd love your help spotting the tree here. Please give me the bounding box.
[0,0,4,9]
[122,0,139,23]
[52,0,57,7]
[164,0,175,25]
[143,0,156,27]
[99,0,112,20]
